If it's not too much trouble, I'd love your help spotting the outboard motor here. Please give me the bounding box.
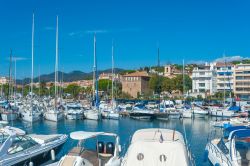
[97,141,104,153]
[106,142,114,155]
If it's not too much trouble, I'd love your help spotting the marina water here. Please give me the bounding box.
[12,117,221,166]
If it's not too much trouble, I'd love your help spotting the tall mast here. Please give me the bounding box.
[223,53,226,105]
[157,45,160,112]
[93,33,98,108]
[183,59,185,97]
[55,15,59,108]
[31,12,34,100]
[111,40,114,104]
[7,49,12,103]
[92,34,96,102]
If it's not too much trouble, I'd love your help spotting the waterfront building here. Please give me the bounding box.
[215,62,234,93]
[121,71,150,98]
[191,63,217,97]
[234,63,250,100]
[0,77,9,85]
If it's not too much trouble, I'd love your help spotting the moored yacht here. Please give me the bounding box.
[205,126,250,166]
[192,105,208,118]
[121,128,193,166]
[129,104,155,120]
[0,126,68,166]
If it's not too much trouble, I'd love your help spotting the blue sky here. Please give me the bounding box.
[0,0,250,78]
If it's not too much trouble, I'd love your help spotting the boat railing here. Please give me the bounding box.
[206,141,232,166]
[186,143,196,166]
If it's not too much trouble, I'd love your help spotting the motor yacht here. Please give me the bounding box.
[205,126,250,166]
[65,103,84,120]
[0,126,68,166]
[121,128,193,166]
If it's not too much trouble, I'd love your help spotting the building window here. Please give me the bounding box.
[199,83,205,87]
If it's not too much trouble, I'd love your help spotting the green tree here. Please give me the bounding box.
[149,74,164,94]
[64,84,81,98]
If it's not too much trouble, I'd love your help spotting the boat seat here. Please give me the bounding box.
[68,147,83,156]
[60,155,78,166]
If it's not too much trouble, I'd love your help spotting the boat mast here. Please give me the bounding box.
[111,40,114,109]
[55,15,59,109]
[183,59,185,99]
[93,33,99,108]
[157,45,160,112]
[7,49,12,104]
[223,53,226,105]
[31,12,35,111]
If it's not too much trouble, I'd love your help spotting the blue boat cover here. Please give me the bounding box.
[228,129,250,140]
[224,126,249,138]
[228,105,241,111]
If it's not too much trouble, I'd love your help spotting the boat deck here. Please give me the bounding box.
[68,147,112,166]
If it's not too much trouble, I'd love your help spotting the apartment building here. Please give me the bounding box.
[192,63,217,97]
[234,64,250,100]
[215,62,234,92]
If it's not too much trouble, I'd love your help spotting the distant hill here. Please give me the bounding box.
[16,68,124,85]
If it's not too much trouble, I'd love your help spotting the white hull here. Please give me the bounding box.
[44,111,64,122]
[211,111,236,118]
[107,113,120,120]
[66,113,83,120]
[168,112,181,119]
[182,111,192,118]
[1,113,18,121]
[21,112,41,122]
[84,110,100,120]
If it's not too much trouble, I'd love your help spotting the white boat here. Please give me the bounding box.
[0,126,68,166]
[20,104,41,122]
[1,109,18,121]
[84,109,100,120]
[168,110,181,119]
[130,107,155,120]
[52,131,121,166]
[121,128,192,166]
[211,117,250,128]
[65,103,84,120]
[44,108,64,122]
[182,109,193,118]
[205,127,250,166]
[210,108,238,118]
[107,111,120,120]
[193,106,208,118]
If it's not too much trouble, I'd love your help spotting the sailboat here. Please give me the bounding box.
[101,41,119,120]
[181,59,192,118]
[84,34,101,120]
[1,50,18,121]
[20,13,41,123]
[44,16,64,122]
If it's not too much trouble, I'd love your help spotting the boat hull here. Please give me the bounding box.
[129,112,154,120]
[1,112,18,121]
[84,111,100,120]
[44,112,64,122]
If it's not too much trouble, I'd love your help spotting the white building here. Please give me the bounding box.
[215,62,234,93]
[192,63,217,97]
[0,77,9,85]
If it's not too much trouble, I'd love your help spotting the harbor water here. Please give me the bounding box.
[12,117,221,166]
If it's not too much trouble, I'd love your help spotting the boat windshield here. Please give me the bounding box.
[7,135,38,155]
[68,106,81,110]
[217,138,229,154]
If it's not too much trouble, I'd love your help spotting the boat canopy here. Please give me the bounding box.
[70,131,117,140]
[228,129,250,140]
[228,105,241,112]
[224,126,249,138]
[1,126,26,136]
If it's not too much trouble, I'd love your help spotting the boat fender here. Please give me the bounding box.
[51,149,55,161]
[29,161,34,166]
[203,149,208,162]
[215,163,220,166]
